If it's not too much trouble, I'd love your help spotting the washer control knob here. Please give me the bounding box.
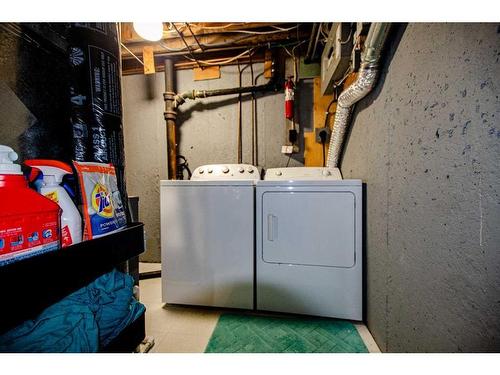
[322,170,331,176]
[238,167,245,173]
[199,169,204,174]
[222,166,229,174]
[276,171,282,176]
[207,168,213,174]
[247,167,254,174]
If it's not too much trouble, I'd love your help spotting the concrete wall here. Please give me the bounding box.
[122,74,168,263]
[175,64,306,171]
[123,64,309,262]
[342,23,500,352]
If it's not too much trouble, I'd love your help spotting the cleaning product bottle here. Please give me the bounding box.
[0,146,61,265]
[24,159,82,247]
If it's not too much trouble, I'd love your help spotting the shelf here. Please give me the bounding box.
[0,222,145,335]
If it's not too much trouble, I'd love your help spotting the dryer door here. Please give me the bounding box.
[262,191,356,268]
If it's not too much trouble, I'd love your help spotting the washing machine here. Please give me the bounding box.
[160,164,259,309]
[255,167,362,320]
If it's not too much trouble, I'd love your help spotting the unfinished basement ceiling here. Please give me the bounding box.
[120,22,316,74]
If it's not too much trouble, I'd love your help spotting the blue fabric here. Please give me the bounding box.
[89,269,145,347]
[0,269,145,353]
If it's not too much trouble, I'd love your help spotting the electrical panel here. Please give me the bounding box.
[320,23,354,96]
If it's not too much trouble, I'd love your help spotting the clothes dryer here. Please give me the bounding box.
[256,167,362,320]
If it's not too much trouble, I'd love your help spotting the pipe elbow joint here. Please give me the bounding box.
[173,95,185,108]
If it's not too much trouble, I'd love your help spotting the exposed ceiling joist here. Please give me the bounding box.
[122,52,267,76]
[120,22,295,43]
[120,22,311,75]
[122,28,306,58]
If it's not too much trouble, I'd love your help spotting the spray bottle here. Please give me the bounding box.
[24,159,82,247]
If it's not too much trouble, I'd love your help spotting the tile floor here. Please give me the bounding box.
[139,262,161,273]
[138,274,381,353]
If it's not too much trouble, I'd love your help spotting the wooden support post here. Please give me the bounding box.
[304,78,334,166]
[264,50,273,78]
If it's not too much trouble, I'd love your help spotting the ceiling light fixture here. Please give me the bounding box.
[133,22,164,42]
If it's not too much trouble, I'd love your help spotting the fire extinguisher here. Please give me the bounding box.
[284,77,294,120]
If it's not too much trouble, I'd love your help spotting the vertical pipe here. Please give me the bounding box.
[250,58,256,166]
[304,23,319,64]
[164,59,177,179]
[237,60,243,163]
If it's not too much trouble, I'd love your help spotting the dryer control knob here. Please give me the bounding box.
[207,168,213,173]
[199,169,204,174]
[276,171,282,176]
[238,167,245,173]
[322,170,331,176]
[247,167,254,173]
[222,166,229,173]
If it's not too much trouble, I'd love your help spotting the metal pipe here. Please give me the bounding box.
[304,23,319,64]
[310,22,323,63]
[237,60,243,163]
[326,23,391,168]
[250,56,256,166]
[253,71,264,167]
[174,79,279,107]
[164,59,178,179]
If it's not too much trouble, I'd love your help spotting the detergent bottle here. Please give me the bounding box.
[24,159,82,247]
[0,146,61,265]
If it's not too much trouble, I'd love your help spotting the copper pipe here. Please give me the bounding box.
[164,59,177,179]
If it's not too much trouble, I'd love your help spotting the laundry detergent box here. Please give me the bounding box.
[73,161,127,240]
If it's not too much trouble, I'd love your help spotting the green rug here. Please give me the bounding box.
[205,313,368,353]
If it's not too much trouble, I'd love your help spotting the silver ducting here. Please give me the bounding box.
[326,23,391,167]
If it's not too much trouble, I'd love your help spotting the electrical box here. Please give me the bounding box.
[281,145,300,154]
[298,57,321,79]
[320,23,354,96]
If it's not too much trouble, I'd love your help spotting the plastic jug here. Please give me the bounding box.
[0,145,61,265]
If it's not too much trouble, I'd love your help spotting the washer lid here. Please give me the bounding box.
[264,167,342,181]
[191,164,260,181]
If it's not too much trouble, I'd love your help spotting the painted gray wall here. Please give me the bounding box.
[176,63,307,170]
[123,63,309,262]
[342,23,500,352]
[122,74,168,263]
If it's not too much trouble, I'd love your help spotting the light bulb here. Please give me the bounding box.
[133,22,164,42]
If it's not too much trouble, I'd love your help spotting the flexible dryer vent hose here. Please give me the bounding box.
[326,23,391,168]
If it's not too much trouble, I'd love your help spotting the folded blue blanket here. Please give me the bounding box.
[0,269,145,352]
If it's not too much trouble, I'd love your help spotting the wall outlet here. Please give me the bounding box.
[281,145,300,154]
[315,127,331,143]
